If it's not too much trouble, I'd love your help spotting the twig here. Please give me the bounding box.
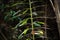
[29,0,35,40]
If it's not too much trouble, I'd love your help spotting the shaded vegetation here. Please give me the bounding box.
[0,0,60,40]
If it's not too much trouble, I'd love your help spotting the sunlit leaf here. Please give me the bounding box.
[22,8,29,14]
[34,30,44,36]
[23,28,29,35]
[18,28,29,39]
[38,30,44,35]
[19,18,29,26]
[32,12,38,16]
[26,38,31,40]
[12,8,29,18]
[37,22,44,24]
[13,18,29,29]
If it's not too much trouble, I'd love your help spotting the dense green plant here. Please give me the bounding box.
[1,0,45,40]
[0,0,60,40]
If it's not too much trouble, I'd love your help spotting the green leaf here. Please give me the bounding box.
[12,8,29,18]
[13,10,21,16]
[13,18,29,29]
[33,22,41,27]
[10,10,16,16]
[37,22,44,24]
[38,30,44,35]
[22,8,29,14]
[26,38,31,40]
[23,28,29,35]
[18,33,23,40]
[18,28,29,39]
[33,21,44,27]
[32,12,38,16]
[11,2,24,7]
[4,10,16,21]
[34,30,44,37]
[19,18,29,26]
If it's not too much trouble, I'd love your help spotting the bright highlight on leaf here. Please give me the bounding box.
[37,22,45,24]
[23,8,29,14]
[38,30,44,35]
[19,18,29,26]
[23,28,29,35]
[34,30,44,36]
[18,28,29,39]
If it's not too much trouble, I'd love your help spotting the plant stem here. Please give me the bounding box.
[29,0,35,40]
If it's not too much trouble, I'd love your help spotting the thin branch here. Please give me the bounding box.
[29,0,35,40]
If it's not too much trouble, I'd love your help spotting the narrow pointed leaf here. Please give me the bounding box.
[37,22,44,24]
[13,18,29,29]
[18,28,29,39]
[23,28,29,35]
[18,33,23,39]
[22,8,29,14]
[11,2,24,7]
[33,22,41,27]
[19,18,29,26]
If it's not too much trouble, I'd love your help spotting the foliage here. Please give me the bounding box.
[0,0,45,40]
